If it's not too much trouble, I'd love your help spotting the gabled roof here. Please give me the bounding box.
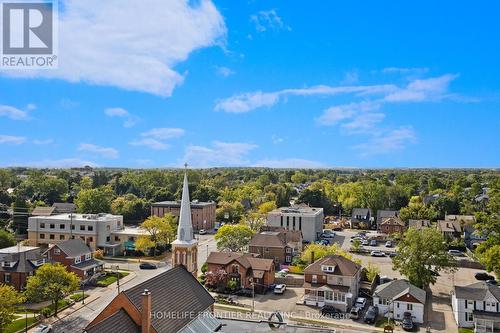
[352,208,371,216]
[52,202,77,213]
[437,220,462,233]
[86,309,139,333]
[0,247,44,273]
[408,219,431,230]
[374,279,426,304]
[454,282,500,301]
[304,255,361,277]
[123,266,215,333]
[249,232,286,248]
[50,239,92,258]
[31,206,55,216]
[381,217,405,226]
[206,252,273,273]
[376,210,399,221]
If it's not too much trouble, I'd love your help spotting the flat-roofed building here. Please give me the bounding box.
[266,204,324,243]
[151,200,216,231]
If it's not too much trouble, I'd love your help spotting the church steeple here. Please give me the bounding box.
[171,164,198,276]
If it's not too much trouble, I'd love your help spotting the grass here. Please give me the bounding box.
[374,316,394,328]
[458,328,474,333]
[69,292,89,302]
[43,299,72,315]
[96,271,130,286]
[4,316,38,333]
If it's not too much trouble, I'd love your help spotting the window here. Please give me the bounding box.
[40,233,45,239]
[280,216,283,227]
[106,236,110,242]
[286,256,291,262]
[265,247,269,252]
[286,216,290,229]
[397,302,400,308]
[299,217,302,230]
[88,226,93,231]
[40,223,45,228]
[325,290,333,300]
[115,236,120,241]
[106,225,110,231]
[54,248,60,255]
[60,224,65,229]
[50,224,55,229]
[71,225,75,230]
[4,273,11,283]
[75,256,81,264]
[85,253,92,260]
[80,225,85,231]
[49,234,55,240]
[293,216,296,230]
[407,303,413,310]
[286,247,292,253]
[465,312,473,322]
[312,274,317,283]
[87,237,93,242]
[59,235,65,240]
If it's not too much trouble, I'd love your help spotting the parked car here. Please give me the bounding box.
[402,312,414,331]
[139,262,157,270]
[475,272,495,281]
[361,239,369,246]
[486,279,498,285]
[320,305,341,316]
[388,252,397,258]
[363,305,379,324]
[235,288,253,297]
[278,269,289,277]
[316,239,329,245]
[448,249,464,256]
[385,241,393,247]
[321,233,335,239]
[199,229,207,235]
[370,251,385,257]
[268,283,277,291]
[274,284,287,294]
[349,306,361,319]
[350,237,363,243]
[354,297,367,309]
[369,240,377,246]
[380,276,392,284]
[34,325,52,333]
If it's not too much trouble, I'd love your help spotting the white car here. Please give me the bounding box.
[371,250,386,257]
[34,325,52,333]
[274,284,287,294]
[199,229,207,235]
[355,297,367,309]
[361,239,369,246]
[278,269,288,277]
[448,249,464,256]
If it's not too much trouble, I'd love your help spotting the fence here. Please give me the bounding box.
[275,276,304,287]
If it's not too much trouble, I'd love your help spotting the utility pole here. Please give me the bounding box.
[116,270,120,294]
[251,282,255,312]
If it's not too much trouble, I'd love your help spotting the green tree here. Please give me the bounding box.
[399,196,437,223]
[75,185,114,213]
[111,194,149,223]
[241,213,265,232]
[25,263,80,316]
[365,262,381,282]
[216,201,245,224]
[214,224,253,252]
[137,215,176,255]
[0,230,15,249]
[12,197,29,234]
[392,228,457,288]
[350,238,362,252]
[0,283,25,333]
[258,201,276,215]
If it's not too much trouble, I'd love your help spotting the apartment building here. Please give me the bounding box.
[151,200,216,231]
[266,204,324,243]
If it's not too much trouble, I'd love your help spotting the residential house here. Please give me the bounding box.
[446,214,476,225]
[248,230,302,268]
[376,210,399,231]
[380,217,406,235]
[423,194,441,205]
[452,281,500,332]
[267,204,324,243]
[463,225,487,249]
[205,252,275,294]
[408,219,431,231]
[437,220,462,240]
[45,239,103,280]
[0,245,46,290]
[373,279,426,324]
[350,208,372,229]
[85,266,221,333]
[52,203,77,214]
[302,255,362,312]
[31,206,56,217]
[151,200,216,231]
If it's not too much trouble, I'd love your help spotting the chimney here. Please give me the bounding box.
[311,251,315,263]
[141,289,152,333]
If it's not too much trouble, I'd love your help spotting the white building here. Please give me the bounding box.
[266,205,324,243]
[28,213,147,255]
[452,282,500,332]
[373,279,426,324]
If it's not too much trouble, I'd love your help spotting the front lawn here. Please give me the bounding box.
[374,316,394,328]
[69,292,89,302]
[96,271,129,287]
[4,316,38,333]
[458,328,474,333]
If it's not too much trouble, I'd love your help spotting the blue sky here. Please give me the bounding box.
[0,0,499,168]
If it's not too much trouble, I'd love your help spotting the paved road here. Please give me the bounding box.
[197,233,217,273]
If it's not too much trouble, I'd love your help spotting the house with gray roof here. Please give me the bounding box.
[408,219,431,230]
[0,245,46,290]
[376,210,399,230]
[373,279,426,324]
[452,281,500,332]
[350,208,372,229]
[85,265,221,333]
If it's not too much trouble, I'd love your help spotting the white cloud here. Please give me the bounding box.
[215,84,397,113]
[129,138,170,150]
[354,127,416,156]
[2,0,226,97]
[381,67,429,74]
[316,101,381,126]
[104,107,139,128]
[0,135,26,145]
[26,104,37,111]
[384,74,459,102]
[271,135,284,144]
[141,128,185,140]
[342,113,385,132]
[33,139,54,145]
[251,9,291,33]
[78,143,119,159]
[254,158,325,168]
[0,104,30,120]
[216,66,235,77]
[182,141,258,167]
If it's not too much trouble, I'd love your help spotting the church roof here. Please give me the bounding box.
[173,167,195,244]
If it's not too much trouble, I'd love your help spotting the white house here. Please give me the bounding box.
[373,279,426,324]
[452,281,500,332]
[267,205,324,243]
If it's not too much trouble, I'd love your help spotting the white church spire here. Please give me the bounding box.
[176,163,194,242]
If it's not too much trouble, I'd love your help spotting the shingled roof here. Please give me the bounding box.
[374,279,426,304]
[31,206,55,216]
[304,255,361,277]
[50,239,92,258]
[86,309,139,333]
[454,282,500,301]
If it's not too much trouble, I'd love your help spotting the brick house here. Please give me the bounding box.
[0,245,46,290]
[205,252,275,294]
[248,230,302,268]
[45,239,103,280]
[380,217,406,234]
[151,200,216,231]
[302,255,362,312]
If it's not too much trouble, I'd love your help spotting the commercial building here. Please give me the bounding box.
[151,200,216,231]
[266,205,324,243]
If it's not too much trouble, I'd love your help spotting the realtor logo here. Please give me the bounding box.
[1,0,58,68]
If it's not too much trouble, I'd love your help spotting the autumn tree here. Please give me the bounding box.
[214,224,253,252]
[392,228,457,288]
[137,215,176,255]
[25,263,80,316]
